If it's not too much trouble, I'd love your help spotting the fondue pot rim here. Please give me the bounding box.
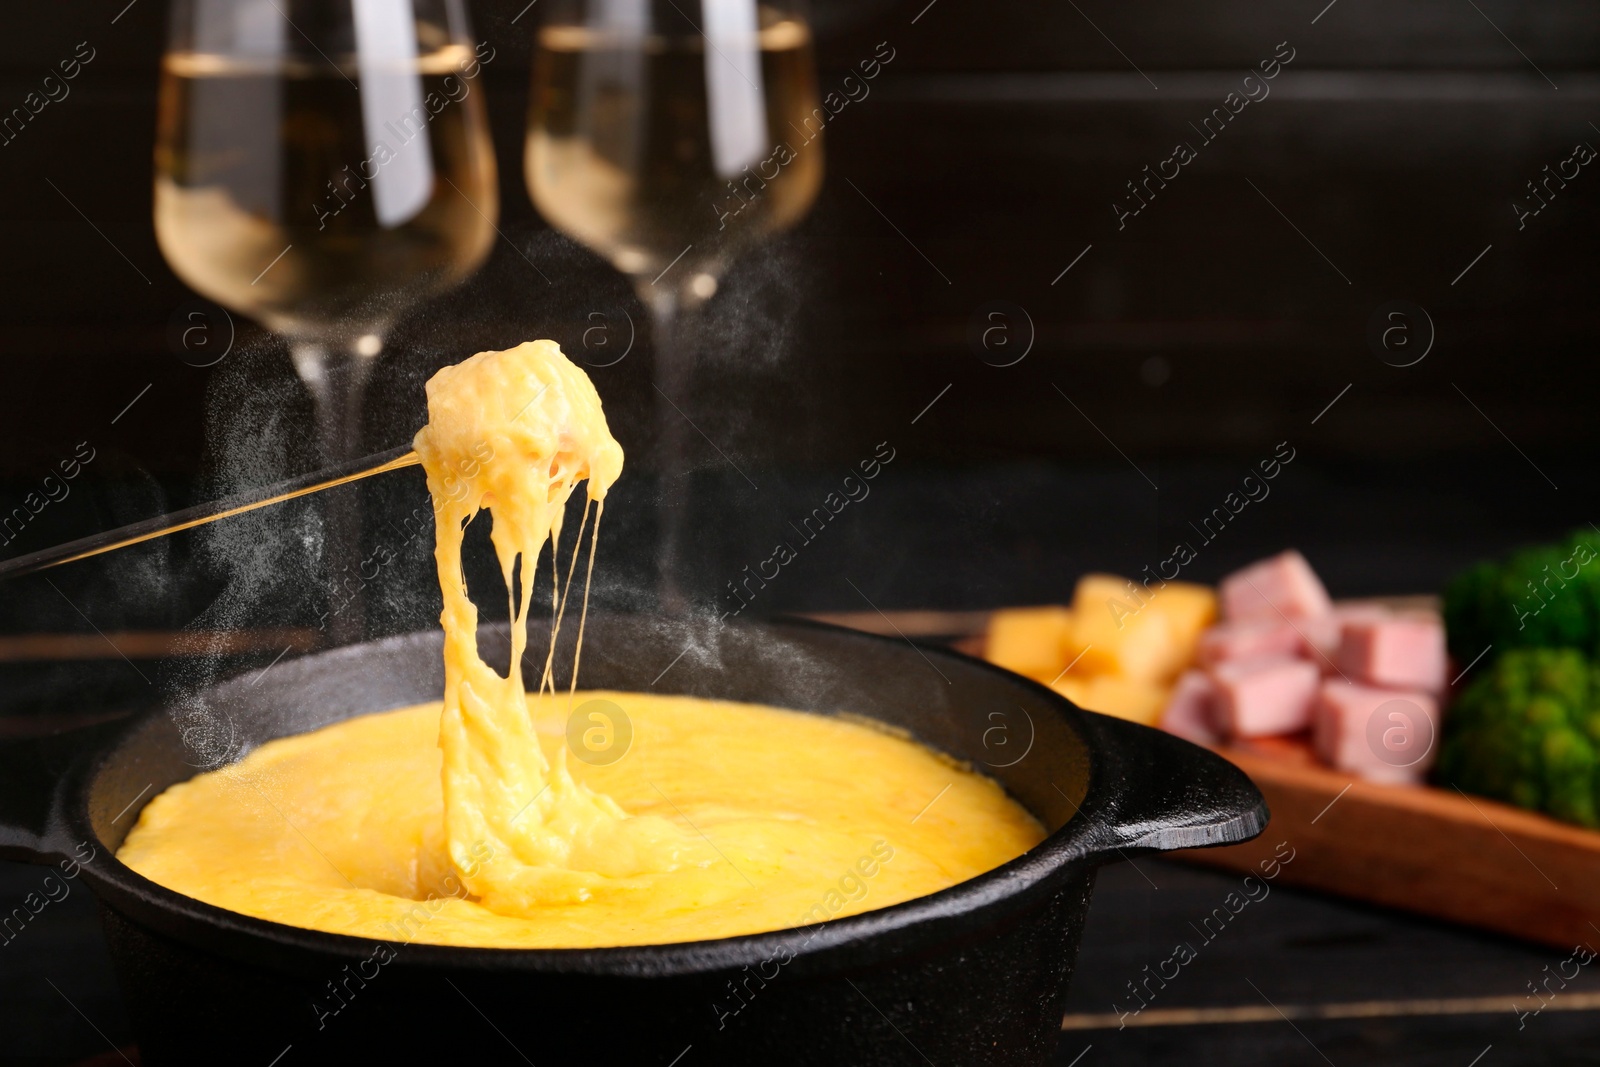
[30,616,1265,979]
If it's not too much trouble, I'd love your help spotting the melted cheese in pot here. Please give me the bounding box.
[118,692,1043,947]
[118,341,1044,948]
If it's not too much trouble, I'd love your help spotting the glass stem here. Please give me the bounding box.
[647,291,696,614]
[290,340,375,645]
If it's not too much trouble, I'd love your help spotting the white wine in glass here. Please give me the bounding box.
[525,0,823,605]
[527,11,821,286]
[155,0,499,639]
[156,45,495,342]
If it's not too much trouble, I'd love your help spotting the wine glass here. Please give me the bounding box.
[525,0,823,606]
[155,0,498,638]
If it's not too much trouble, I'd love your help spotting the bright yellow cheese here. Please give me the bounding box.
[1065,574,1216,683]
[1051,674,1168,727]
[1145,581,1219,661]
[984,605,1075,681]
[410,339,694,911]
[118,692,1042,947]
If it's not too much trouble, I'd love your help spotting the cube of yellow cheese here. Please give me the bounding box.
[984,605,1074,681]
[1050,673,1169,727]
[1065,574,1218,682]
[1146,580,1218,665]
[1066,574,1175,681]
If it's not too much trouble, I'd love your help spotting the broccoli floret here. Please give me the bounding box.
[1436,648,1600,827]
[1443,531,1600,663]
[1542,728,1598,826]
[1507,546,1592,647]
[1514,645,1591,711]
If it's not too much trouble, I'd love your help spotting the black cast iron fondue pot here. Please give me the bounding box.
[0,615,1265,1065]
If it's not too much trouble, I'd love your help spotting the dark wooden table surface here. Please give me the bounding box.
[1061,860,1600,1067]
[5,855,1594,1066]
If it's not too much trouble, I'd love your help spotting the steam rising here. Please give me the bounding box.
[164,332,323,757]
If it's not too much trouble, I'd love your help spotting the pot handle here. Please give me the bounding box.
[0,720,120,865]
[1078,712,1268,856]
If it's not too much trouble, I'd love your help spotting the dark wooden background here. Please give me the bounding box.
[0,0,1594,680]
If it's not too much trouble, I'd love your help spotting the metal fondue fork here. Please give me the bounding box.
[0,446,420,581]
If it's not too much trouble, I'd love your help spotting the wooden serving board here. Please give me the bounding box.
[810,607,1600,951]
[1183,739,1600,951]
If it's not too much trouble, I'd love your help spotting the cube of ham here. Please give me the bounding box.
[1300,604,1392,666]
[1197,619,1304,667]
[1314,680,1439,784]
[1336,614,1447,693]
[1212,656,1320,737]
[1159,670,1220,745]
[1219,550,1333,622]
